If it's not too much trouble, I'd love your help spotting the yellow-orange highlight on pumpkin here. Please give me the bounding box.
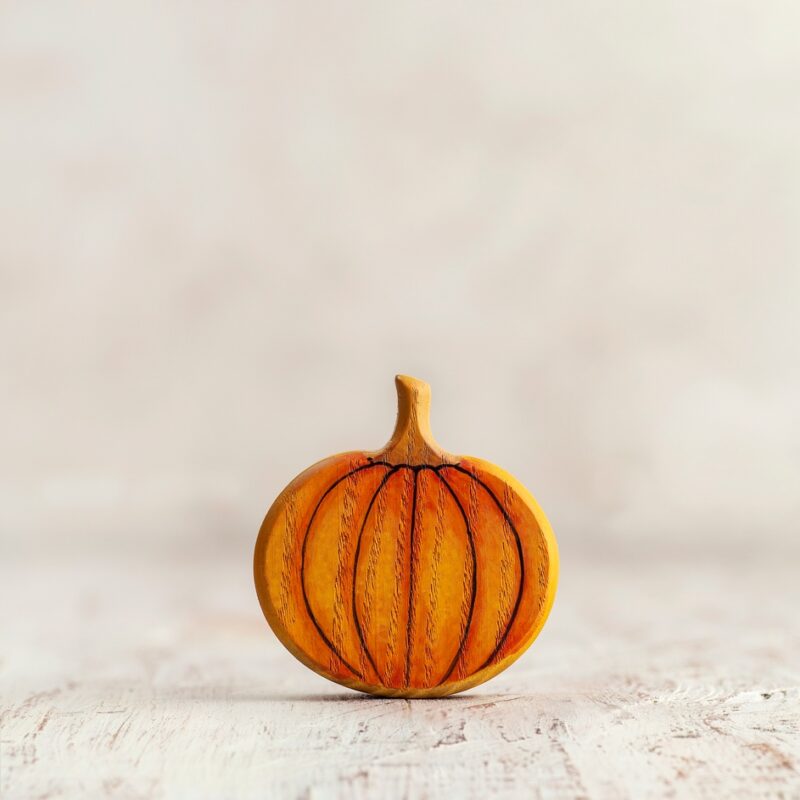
[254,375,559,697]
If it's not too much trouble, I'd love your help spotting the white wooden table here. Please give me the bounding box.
[2,550,798,798]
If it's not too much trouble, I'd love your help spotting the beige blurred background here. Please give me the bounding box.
[1,2,798,561]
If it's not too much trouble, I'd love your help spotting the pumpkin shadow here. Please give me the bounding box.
[225,690,519,703]
[228,692,385,702]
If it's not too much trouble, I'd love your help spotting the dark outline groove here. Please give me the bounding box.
[299,459,525,688]
[403,469,420,687]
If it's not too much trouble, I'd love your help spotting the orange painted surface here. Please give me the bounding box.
[254,376,558,697]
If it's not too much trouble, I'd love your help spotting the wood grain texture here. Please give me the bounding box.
[2,552,798,799]
[253,375,558,697]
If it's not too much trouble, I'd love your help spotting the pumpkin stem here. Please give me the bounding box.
[379,375,449,465]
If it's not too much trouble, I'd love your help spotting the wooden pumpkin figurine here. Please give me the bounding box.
[254,375,558,697]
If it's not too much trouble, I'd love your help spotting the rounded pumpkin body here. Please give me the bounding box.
[254,376,558,697]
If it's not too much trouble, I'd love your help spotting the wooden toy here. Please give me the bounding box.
[254,375,558,697]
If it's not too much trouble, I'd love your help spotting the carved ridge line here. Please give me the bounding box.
[300,459,521,687]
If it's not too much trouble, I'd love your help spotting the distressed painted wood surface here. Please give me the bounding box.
[2,551,798,799]
[254,375,558,697]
